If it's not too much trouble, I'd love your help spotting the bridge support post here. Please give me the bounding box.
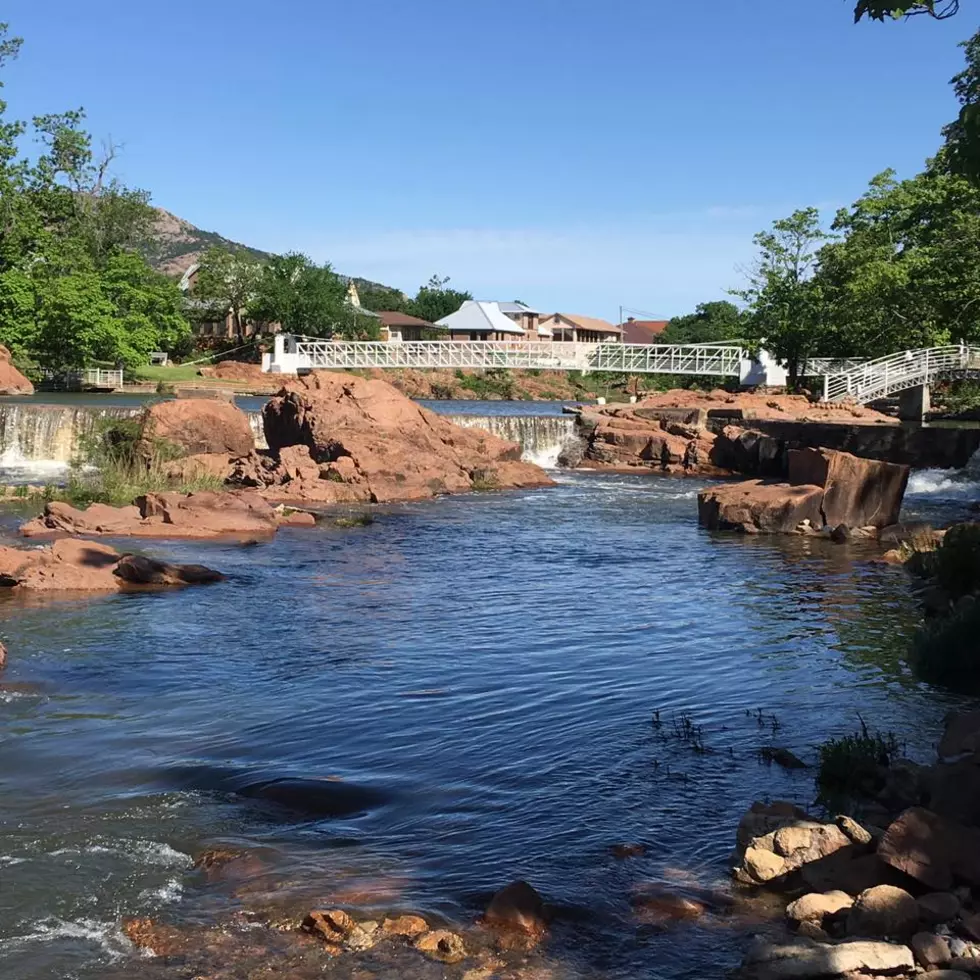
[897,384,931,422]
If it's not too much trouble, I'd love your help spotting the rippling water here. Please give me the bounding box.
[0,471,969,979]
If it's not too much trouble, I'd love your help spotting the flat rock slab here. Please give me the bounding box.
[741,937,914,978]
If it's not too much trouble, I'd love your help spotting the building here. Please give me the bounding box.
[436,301,538,341]
[621,318,670,344]
[495,301,546,340]
[538,313,623,343]
[376,311,442,342]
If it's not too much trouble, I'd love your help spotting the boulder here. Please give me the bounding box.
[925,760,980,826]
[22,491,281,540]
[301,909,375,952]
[414,929,466,964]
[735,801,814,852]
[917,892,961,926]
[733,818,854,887]
[259,372,553,503]
[788,448,909,529]
[939,710,980,763]
[845,885,919,940]
[698,480,825,534]
[141,398,255,458]
[911,931,952,969]
[878,808,980,891]
[739,937,914,978]
[0,539,223,594]
[483,880,547,939]
[709,425,784,477]
[785,891,854,928]
[0,345,34,395]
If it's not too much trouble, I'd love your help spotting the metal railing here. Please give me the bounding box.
[65,368,124,389]
[803,357,867,376]
[822,345,980,402]
[291,339,748,376]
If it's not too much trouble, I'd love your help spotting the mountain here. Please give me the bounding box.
[146,209,272,278]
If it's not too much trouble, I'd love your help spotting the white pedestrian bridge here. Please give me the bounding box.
[263,335,980,406]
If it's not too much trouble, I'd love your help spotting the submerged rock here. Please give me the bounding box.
[381,914,429,939]
[482,880,547,940]
[414,928,467,963]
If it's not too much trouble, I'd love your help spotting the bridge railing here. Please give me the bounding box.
[823,345,980,402]
[293,340,599,371]
[588,343,746,376]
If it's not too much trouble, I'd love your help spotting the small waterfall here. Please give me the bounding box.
[247,412,268,450]
[0,403,140,481]
[447,415,578,468]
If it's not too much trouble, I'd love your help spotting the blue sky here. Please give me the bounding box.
[2,1,971,320]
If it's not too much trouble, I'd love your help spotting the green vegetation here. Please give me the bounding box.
[470,469,501,492]
[931,380,980,415]
[333,513,375,528]
[855,1,960,20]
[454,368,515,399]
[660,301,746,345]
[358,273,473,324]
[816,720,901,809]
[0,25,191,375]
[133,363,207,384]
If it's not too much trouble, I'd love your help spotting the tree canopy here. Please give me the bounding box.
[0,23,190,372]
[660,301,746,344]
[854,1,961,20]
[408,275,472,323]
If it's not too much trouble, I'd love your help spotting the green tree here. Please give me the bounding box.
[734,208,830,386]
[660,300,746,344]
[942,29,980,183]
[249,252,350,335]
[356,281,408,313]
[192,246,262,342]
[407,275,472,323]
[854,1,961,20]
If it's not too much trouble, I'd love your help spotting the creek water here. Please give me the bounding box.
[0,457,976,979]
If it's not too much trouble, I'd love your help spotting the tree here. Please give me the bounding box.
[660,300,746,344]
[942,29,980,183]
[407,275,472,324]
[192,246,262,342]
[248,252,350,335]
[814,168,980,354]
[356,281,408,313]
[734,209,830,386]
[854,1,961,20]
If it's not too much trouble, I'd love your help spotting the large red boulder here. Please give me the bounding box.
[258,372,554,503]
[0,345,34,395]
[788,448,909,528]
[877,807,980,891]
[0,538,223,593]
[697,480,825,534]
[141,398,255,458]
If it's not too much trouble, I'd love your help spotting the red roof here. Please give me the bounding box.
[621,319,669,344]
[376,310,437,328]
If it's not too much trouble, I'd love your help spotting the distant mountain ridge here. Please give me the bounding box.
[145,209,398,298]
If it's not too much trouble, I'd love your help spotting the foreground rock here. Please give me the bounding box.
[141,397,256,458]
[699,448,909,534]
[246,371,554,503]
[21,491,285,540]
[739,937,914,979]
[482,880,547,947]
[0,538,223,593]
[878,807,980,890]
[0,344,34,395]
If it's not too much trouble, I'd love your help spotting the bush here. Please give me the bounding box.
[910,599,980,691]
[933,522,980,601]
[816,720,901,809]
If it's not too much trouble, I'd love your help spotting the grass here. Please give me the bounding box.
[132,363,208,383]
[815,719,901,810]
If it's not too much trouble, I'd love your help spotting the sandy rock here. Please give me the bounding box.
[835,815,873,847]
[0,345,34,395]
[734,820,853,887]
[918,893,961,926]
[142,398,255,458]
[785,891,854,927]
[740,936,914,978]
[258,372,554,503]
[846,885,921,940]
[735,802,814,851]
[22,491,280,540]
[878,808,980,891]
[381,915,428,939]
[301,909,374,951]
[414,928,466,963]
[911,931,952,969]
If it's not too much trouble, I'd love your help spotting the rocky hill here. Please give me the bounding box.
[145,209,271,278]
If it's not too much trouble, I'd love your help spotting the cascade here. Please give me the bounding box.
[446,414,578,468]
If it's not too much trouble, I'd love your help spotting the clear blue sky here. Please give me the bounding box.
[2,0,971,320]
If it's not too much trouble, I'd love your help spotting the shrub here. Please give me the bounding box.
[816,719,901,809]
[910,599,980,691]
[933,523,980,601]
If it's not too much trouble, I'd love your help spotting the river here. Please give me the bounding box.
[1,445,977,977]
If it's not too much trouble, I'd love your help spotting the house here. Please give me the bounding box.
[495,301,547,340]
[621,317,669,344]
[436,301,536,341]
[538,313,623,343]
[376,310,442,342]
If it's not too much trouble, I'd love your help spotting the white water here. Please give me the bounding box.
[447,414,578,468]
[906,448,980,502]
